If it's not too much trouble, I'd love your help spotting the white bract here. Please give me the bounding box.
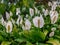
[6,21,12,33]
[42,8,45,13]
[22,19,31,30]
[51,1,57,10]
[33,15,44,28]
[16,8,21,15]
[49,31,54,37]
[10,11,13,16]
[6,12,10,20]
[1,0,4,3]
[29,8,34,16]
[48,2,52,6]
[44,9,49,16]
[34,7,38,14]
[1,17,6,26]
[26,14,28,18]
[16,15,22,25]
[50,10,58,24]
[51,27,56,31]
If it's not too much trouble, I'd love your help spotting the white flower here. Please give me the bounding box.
[48,2,52,6]
[51,5,57,11]
[16,15,22,25]
[8,2,11,5]
[51,27,56,31]
[44,9,48,16]
[33,15,44,28]
[29,8,34,16]
[50,10,58,24]
[49,31,54,37]
[51,1,57,10]
[34,7,38,14]
[22,19,31,30]
[6,21,12,33]
[42,8,45,13]
[1,0,4,3]
[6,12,10,20]
[16,8,21,15]
[1,17,6,26]
[10,11,13,16]
[14,3,16,5]
[52,1,57,5]
[26,14,28,18]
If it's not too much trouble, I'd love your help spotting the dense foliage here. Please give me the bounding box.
[0,0,60,45]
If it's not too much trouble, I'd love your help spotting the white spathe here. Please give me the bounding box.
[1,0,4,3]
[16,15,23,25]
[33,15,45,28]
[22,19,31,30]
[34,7,38,14]
[48,2,52,6]
[51,27,56,31]
[51,1,57,10]
[1,17,6,26]
[44,9,49,16]
[16,8,21,15]
[6,12,10,20]
[50,10,58,24]
[6,11,13,20]
[49,31,54,37]
[10,11,13,16]
[6,21,12,33]
[29,8,34,17]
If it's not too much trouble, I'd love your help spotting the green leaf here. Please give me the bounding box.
[15,38,26,43]
[47,38,60,45]
[21,30,46,43]
[26,42,33,45]
[1,41,11,45]
[0,3,5,14]
[10,4,16,14]
[0,35,4,42]
[36,42,49,45]
[43,30,48,37]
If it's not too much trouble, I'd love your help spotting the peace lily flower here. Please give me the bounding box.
[6,21,12,33]
[42,8,45,13]
[16,8,21,15]
[51,27,56,31]
[48,2,52,6]
[26,14,28,18]
[1,0,4,3]
[16,15,23,25]
[52,1,57,5]
[33,15,44,28]
[1,17,6,26]
[50,10,58,24]
[49,31,54,37]
[44,9,49,16]
[22,19,31,30]
[51,1,57,10]
[10,11,13,16]
[5,11,13,20]
[34,7,38,14]
[29,8,34,17]
[6,12,10,20]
